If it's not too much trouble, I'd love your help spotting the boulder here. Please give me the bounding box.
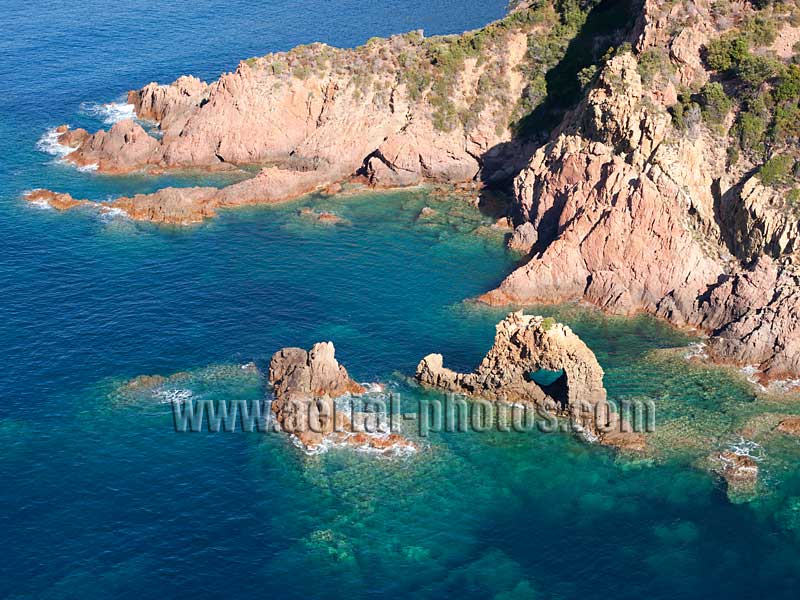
[507,222,538,254]
[715,450,759,496]
[777,417,800,436]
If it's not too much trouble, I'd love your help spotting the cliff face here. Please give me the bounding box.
[486,0,800,380]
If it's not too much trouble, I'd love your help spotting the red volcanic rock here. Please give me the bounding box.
[112,187,220,225]
[50,19,533,207]
[65,119,161,172]
[24,189,88,211]
[416,311,646,449]
[481,51,800,380]
[268,342,360,449]
[268,342,415,453]
[777,417,800,436]
[298,207,346,225]
[507,221,537,254]
[55,125,90,148]
[715,451,759,494]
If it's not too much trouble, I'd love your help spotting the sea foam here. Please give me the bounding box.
[80,101,136,124]
[36,127,73,157]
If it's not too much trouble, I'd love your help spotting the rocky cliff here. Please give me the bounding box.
[483,0,800,381]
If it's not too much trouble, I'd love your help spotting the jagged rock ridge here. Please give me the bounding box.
[483,0,800,381]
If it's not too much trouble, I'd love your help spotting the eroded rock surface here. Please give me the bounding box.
[483,36,800,380]
[777,417,800,436]
[416,311,645,449]
[269,342,415,453]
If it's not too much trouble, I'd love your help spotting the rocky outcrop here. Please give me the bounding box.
[777,417,800,436]
[721,176,800,263]
[39,10,544,220]
[26,166,332,224]
[268,342,416,453]
[714,450,759,497]
[25,189,89,211]
[297,207,348,225]
[483,42,800,381]
[416,311,645,449]
[507,221,537,254]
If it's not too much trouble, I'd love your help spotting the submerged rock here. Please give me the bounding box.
[714,451,759,497]
[25,189,88,211]
[297,207,347,225]
[269,342,416,454]
[777,417,800,436]
[417,206,438,220]
[415,311,645,449]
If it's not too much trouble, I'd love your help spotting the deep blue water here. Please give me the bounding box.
[3,1,800,599]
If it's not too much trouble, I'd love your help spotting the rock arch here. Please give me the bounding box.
[416,311,641,448]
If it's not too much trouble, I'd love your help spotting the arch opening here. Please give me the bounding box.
[525,368,569,408]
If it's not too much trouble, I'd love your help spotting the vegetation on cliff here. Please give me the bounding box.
[667,2,800,200]
[243,0,638,136]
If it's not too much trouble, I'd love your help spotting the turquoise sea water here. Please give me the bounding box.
[3,1,800,598]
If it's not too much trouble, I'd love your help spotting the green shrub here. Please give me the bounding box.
[774,103,800,141]
[705,35,749,72]
[774,65,800,102]
[727,145,740,167]
[670,89,698,130]
[699,82,732,129]
[742,15,778,47]
[759,154,795,186]
[734,110,768,154]
[577,64,598,88]
[637,48,672,86]
[736,54,778,88]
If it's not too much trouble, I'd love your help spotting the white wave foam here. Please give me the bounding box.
[76,162,98,172]
[36,127,73,157]
[740,365,767,391]
[684,342,709,360]
[80,101,136,124]
[769,377,800,393]
[155,388,193,405]
[291,430,418,458]
[726,436,765,461]
[97,207,130,223]
[27,199,54,211]
[360,382,386,394]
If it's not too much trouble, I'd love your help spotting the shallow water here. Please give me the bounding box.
[3,1,800,598]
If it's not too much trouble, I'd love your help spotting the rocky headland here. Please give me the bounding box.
[29,0,800,380]
[479,0,800,382]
